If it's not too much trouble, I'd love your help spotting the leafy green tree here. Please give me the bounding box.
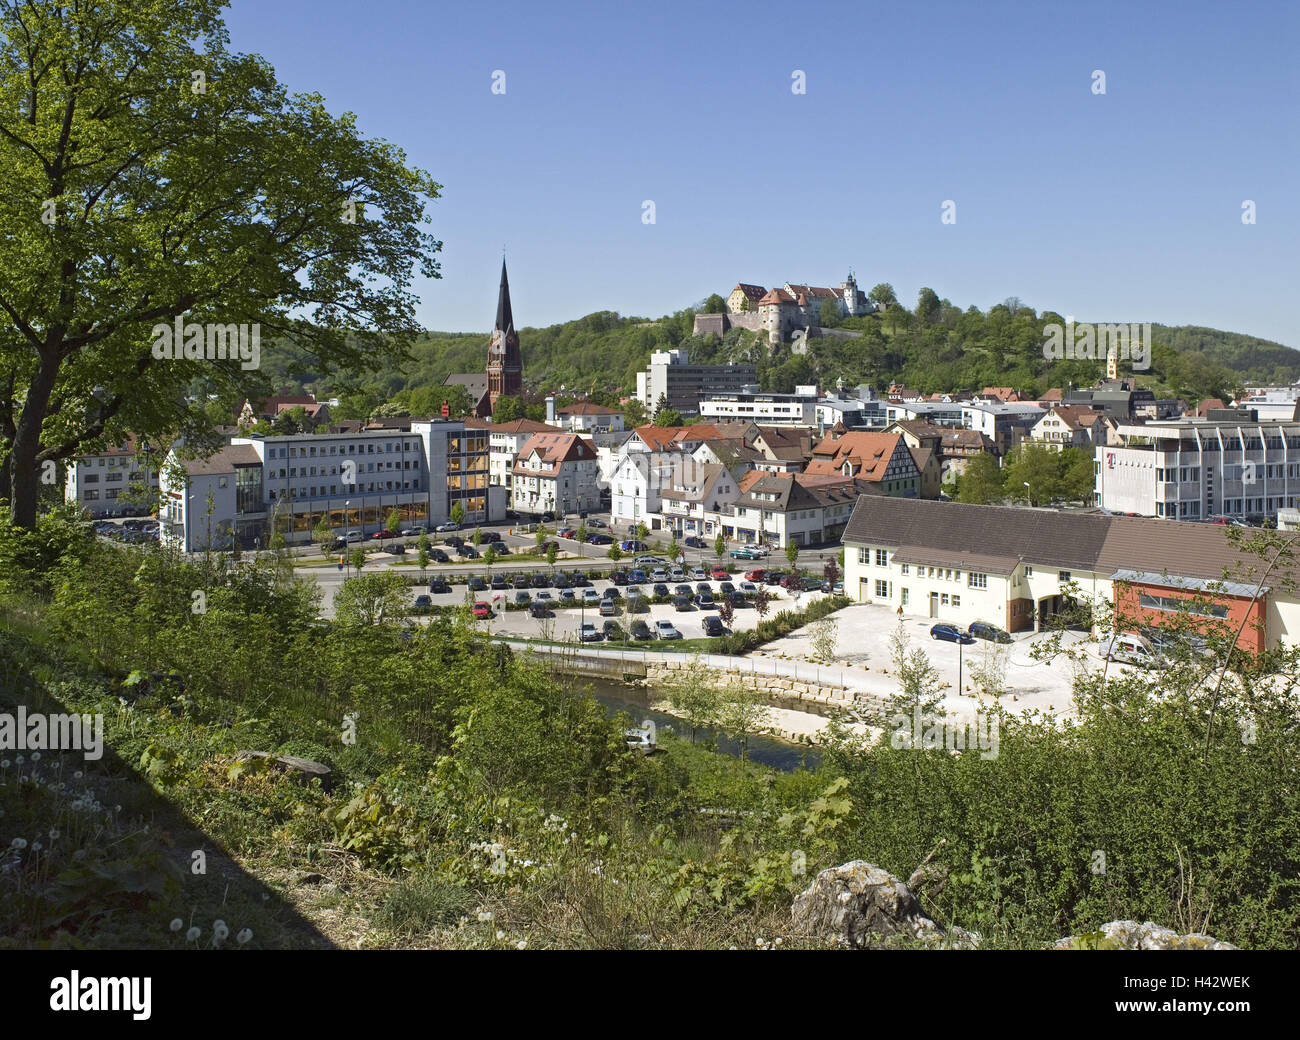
[575,521,588,543]
[386,509,402,537]
[957,453,1005,505]
[623,398,649,427]
[666,655,722,742]
[491,396,524,423]
[334,570,412,627]
[786,542,800,569]
[449,501,466,527]
[471,526,482,549]
[314,515,334,559]
[702,293,727,314]
[0,0,441,529]
[349,547,367,573]
[607,544,623,562]
[869,283,897,309]
[440,385,475,420]
[634,522,649,542]
[818,298,841,328]
[667,534,681,560]
[482,544,496,572]
[545,543,558,571]
[718,680,771,762]
[655,406,682,427]
[714,532,727,563]
[1004,442,1062,505]
[417,544,429,574]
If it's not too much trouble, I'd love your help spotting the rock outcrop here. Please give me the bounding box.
[1053,920,1237,950]
[791,860,976,948]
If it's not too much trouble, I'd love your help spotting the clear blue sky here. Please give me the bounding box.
[223,0,1298,346]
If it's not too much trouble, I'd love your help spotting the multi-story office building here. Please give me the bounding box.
[1094,411,1300,522]
[635,349,757,417]
[698,385,818,426]
[64,441,161,517]
[159,420,491,551]
[509,432,601,517]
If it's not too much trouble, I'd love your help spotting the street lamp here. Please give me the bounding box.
[1023,481,1031,507]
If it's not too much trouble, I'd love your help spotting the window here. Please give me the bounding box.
[1138,592,1228,619]
[900,563,909,575]
[857,547,870,565]
[952,595,960,608]
[901,588,909,606]
[1058,571,1071,583]
[1024,566,1033,577]
[875,549,888,567]
[875,580,890,598]
[940,593,949,605]
[968,572,988,589]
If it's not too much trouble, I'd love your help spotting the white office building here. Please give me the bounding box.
[698,385,818,426]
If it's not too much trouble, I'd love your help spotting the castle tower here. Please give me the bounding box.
[486,258,523,412]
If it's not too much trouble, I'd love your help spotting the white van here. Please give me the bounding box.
[1100,632,1158,667]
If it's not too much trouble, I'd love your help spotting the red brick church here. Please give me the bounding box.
[444,259,524,418]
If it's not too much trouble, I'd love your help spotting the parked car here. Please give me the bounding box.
[528,603,552,618]
[429,548,449,563]
[435,522,459,533]
[683,536,706,549]
[558,527,576,539]
[444,535,465,547]
[581,588,601,604]
[578,622,603,642]
[634,555,661,567]
[551,572,571,589]
[535,591,555,604]
[669,567,685,581]
[586,518,607,528]
[695,582,710,597]
[386,543,407,555]
[742,543,770,557]
[559,589,576,603]
[674,584,693,598]
[569,571,591,587]
[400,525,427,537]
[620,539,648,552]
[673,595,693,612]
[743,569,766,583]
[710,566,729,580]
[930,623,974,644]
[531,572,550,588]
[604,587,622,600]
[490,575,507,590]
[481,531,502,543]
[780,574,804,590]
[586,533,613,545]
[467,576,486,592]
[697,592,716,610]
[610,570,629,586]
[602,620,625,640]
[730,548,761,560]
[652,582,670,598]
[413,594,432,608]
[371,530,387,540]
[429,579,451,595]
[344,530,364,543]
[763,571,785,587]
[457,545,479,559]
[492,543,511,555]
[718,581,735,596]
[738,581,758,595]
[514,590,531,605]
[513,575,530,590]
[629,569,647,583]
[631,619,653,641]
[1101,632,1158,667]
[655,620,682,640]
[702,615,725,637]
[968,621,1012,644]
[650,568,669,582]
[471,602,493,619]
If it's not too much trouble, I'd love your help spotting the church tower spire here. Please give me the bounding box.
[486,258,523,413]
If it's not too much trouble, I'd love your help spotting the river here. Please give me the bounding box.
[572,676,823,772]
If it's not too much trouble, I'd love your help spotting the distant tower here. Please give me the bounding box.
[1106,339,1119,381]
[486,258,523,412]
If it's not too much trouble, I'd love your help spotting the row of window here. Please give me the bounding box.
[268,440,420,459]
[1137,592,1229,619]
[273,461,416,479]
[872,579,963,610]
[859,547,1072,587]
[269,481,421,499]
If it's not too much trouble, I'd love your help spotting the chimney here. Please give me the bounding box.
[545,396,556,424]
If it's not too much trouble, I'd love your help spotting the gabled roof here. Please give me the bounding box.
[558,401,620,416]
[730,283,767,301]
[633,424,726,451]
[179,443,262,476]
[757,288,795,306]
[491,418,563,435]
[512,432,597,476]
[842,496,1300,587]
[805,431,912,480]
[1041,405,1104,431]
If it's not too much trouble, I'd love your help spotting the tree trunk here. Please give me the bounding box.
[10,352,61,529]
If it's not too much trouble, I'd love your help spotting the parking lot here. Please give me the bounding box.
[414,571,820,643]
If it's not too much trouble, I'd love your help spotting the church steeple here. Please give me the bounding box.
[495,258,514,336]
[486,258,523,414]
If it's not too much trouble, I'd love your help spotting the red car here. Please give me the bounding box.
[744,569,766,582]
[558,527,576,539]
[471,602,492,619]
[710,566,729,580]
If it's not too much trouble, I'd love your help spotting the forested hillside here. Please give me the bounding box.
[260,289,1300,415]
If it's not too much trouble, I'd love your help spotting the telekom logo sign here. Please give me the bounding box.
[1106,452,1115,469]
